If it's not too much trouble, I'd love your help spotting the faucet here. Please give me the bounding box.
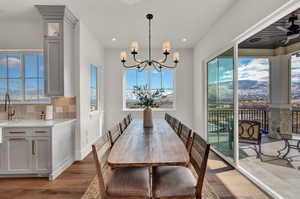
[4,92,15,120]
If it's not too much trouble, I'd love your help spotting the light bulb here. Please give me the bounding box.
[173,52,180,62]
[131,41,139,52]
[120,51,127,61]
[162,41,171,52]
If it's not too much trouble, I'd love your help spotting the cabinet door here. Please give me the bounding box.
[0,142,4,171]
[44,39,64,96]
[7,137,32,171]
[32,137,50,172]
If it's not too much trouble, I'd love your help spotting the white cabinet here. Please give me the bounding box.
[36,5,78,97]
[6,137,32,172]
[32,136,50,172]
[0,129,50,175]
[0,120,76,180]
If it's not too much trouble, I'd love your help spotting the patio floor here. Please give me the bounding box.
[239,135,300,199]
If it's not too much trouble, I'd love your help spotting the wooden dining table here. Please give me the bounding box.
[108,119,190,168]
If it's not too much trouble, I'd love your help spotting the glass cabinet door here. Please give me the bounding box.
[207,48,234,160]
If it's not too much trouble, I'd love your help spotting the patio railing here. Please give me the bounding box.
[208,108,269,133]
[292,109,300,133]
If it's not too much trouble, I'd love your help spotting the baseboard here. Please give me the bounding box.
[50,156,74,180]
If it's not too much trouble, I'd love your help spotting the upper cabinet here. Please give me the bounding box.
[36,5,78,97]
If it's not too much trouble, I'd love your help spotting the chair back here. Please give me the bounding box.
[173,119,181,135]
[119,120,126,134]
[127,114,132,123]
[180,123,192,149]
[108,123,121,147]
[239,120,261,144]
[92,134,111,198]
[190,133,210,198]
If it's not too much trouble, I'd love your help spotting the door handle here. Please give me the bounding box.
[9,131,25,134]
[32,140,36,155]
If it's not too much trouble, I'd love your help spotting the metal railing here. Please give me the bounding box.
[292,109,300,133]
[208,108,269,133]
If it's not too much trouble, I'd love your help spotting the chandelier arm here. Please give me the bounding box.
[122,61,146,69]
[152,62,162,72]
[133,53,144,64]
[159,53,168,64]
[137,62,148,72]
[152,60,178,69]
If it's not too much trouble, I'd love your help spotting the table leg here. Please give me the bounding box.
[277,139,288,157]
[282,140,291,160]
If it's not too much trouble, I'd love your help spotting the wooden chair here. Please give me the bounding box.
[108,123,122,147]
[152,133,210,199]
[127,114,133,123]
[92,135,151,199]
[119,119,127,134]
[179,123,192,152]
[173,119,181,136]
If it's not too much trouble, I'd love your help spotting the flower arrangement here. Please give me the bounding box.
[132,85,164,108]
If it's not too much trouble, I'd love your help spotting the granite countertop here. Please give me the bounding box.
[0,119,76,128]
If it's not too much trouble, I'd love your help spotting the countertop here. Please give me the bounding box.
[0,119,76,128]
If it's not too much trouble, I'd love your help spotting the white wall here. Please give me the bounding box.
[76,22,104,160]
[104,48,193,131]
[193,0,292,137]
[0,19,43,49]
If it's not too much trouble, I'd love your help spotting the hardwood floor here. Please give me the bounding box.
[0,152,270,199]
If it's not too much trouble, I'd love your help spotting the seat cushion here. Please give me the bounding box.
[153,166,197,198]
[106,167,151,197]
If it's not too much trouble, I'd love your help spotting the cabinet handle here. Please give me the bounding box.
[35,131,48,134]
[32,140,36,155]
[9,138,26,141]
[9,131,25,134]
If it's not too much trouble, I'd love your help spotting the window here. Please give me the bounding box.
[0,52,50,103]
[90,64,98,111]
[124,69,175,110]
[238,58,270,107]
[291,54,300,106]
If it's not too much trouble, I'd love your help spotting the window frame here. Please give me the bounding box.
[90,64,99,112]
[122,68,176,111]
[0,50,51,104]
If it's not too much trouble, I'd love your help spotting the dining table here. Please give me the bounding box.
[108,118,190,168]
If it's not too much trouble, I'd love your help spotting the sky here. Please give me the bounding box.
[208,57,269,84]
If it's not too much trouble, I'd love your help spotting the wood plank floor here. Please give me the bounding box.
[0,152,270,199]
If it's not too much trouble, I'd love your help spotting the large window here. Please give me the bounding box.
[124,69,175,110]
[0,52,50,103]
[90,64,98,111]
[238,58,270,107]
[291,54,300,106]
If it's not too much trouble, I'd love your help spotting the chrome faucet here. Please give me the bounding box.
[4,92,15,120]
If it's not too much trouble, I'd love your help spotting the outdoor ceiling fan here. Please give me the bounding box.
[277,14,300,45]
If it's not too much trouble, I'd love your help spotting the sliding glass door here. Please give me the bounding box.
[207,48,234,160]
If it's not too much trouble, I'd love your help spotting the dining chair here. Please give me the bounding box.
[173,118,181,136]
[92,135,151,199]
[119,119,127,134]
[108,123,122,147]
[127,113,133,123]
[179,123,192,152]
[152,133,210,199]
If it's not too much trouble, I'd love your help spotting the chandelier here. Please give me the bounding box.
[120,13,180,72]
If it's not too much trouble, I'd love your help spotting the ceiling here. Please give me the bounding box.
[0,0,237,48]
[239,8,300,49]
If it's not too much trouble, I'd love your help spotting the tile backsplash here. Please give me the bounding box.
[0,97,76,120]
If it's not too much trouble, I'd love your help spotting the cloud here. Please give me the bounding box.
[0,56,20,68]
[238,58,269,81]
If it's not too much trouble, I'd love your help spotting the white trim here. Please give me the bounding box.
[50,156,73,180]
